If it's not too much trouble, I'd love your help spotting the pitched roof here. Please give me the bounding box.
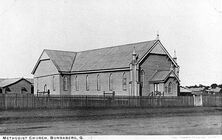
[44,50,77,72]
[150,70,179,82]
[180,87,192,93]
[26,78,34,84]
[32,39,179,74]
[208,87,221,93]
[188,87,205,92]
[71,40,157,71]
[0,78,32,88]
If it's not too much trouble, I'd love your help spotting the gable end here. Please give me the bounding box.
[138,40,179,68]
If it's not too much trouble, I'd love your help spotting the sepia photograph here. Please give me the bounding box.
[0,0,222,139]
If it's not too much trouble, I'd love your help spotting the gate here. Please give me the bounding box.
[193,95,203,106]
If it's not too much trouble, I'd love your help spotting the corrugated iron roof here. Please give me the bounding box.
[0,78,32,88]
[33,39,179,74]
[150,70,179,82]
[150,70,170,82]
[180,87,192,93]
[188,87,205,92]
[208,87,221,93]
[71,40,156,71]
[35,40,156,73]
[44,50,77,72]
[26,78,34,84]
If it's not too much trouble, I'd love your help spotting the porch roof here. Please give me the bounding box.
[149,70,179,83]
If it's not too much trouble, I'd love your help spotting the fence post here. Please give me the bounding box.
[86,96,88,107]
[15,93,17,109]
[27,93,28,109]
[4,94,7,110]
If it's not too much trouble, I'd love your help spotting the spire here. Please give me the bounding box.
[132,47,136,56]
[132,46,137,64]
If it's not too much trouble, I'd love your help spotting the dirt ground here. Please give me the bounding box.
[0,107,222,135]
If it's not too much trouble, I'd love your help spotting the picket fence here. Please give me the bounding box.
[0,93,221,110]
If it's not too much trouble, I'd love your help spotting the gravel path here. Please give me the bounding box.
[0,107,222,135]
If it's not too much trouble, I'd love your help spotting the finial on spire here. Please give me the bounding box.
[174,50,176,58]
[156,31,159,40]
[132,46,137,63]
[173,50,177,63]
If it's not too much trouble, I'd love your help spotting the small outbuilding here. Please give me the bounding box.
[0,78,33,94]
[179,86,192,96]
[207,87,222,95]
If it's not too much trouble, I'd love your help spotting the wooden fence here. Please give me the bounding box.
[202,95,222,107]
[0,94,221,110]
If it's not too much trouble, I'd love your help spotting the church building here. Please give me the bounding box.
[32,35,180,96]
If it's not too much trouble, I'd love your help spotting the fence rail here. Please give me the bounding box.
[0,94,221,110]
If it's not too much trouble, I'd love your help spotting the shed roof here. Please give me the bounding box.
[0,78,32,88]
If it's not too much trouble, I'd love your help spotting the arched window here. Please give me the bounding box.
[109,73,113,91]
[172,83,175,93]
[86,75,89,91]
[122,72,127,91]
[97,74,101,91]
[63,76,68,91]
[5,87,11,93]
[52,76,55,91]
[164,86,168,94]
[21,87,27,94]
[75,75,79,91]
[154,83,159,93]
[140,70,145,88]
[44,84,47,92]
[36,78,39,91]
[168,82,172,94]
[31,85,34,94]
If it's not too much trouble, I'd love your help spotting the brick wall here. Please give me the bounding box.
[140,54,172,96]
[70,71,130,96]
[164,77,178,96]
[33,58,61,95]
[34,75,61,95]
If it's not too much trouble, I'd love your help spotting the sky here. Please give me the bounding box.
[0,0,221,86]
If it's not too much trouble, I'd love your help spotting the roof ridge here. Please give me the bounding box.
[77,40,156,53]
[0,77,23,80]
[70,52,77,72]
[44,49,76,53]
[43,40,156,54]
